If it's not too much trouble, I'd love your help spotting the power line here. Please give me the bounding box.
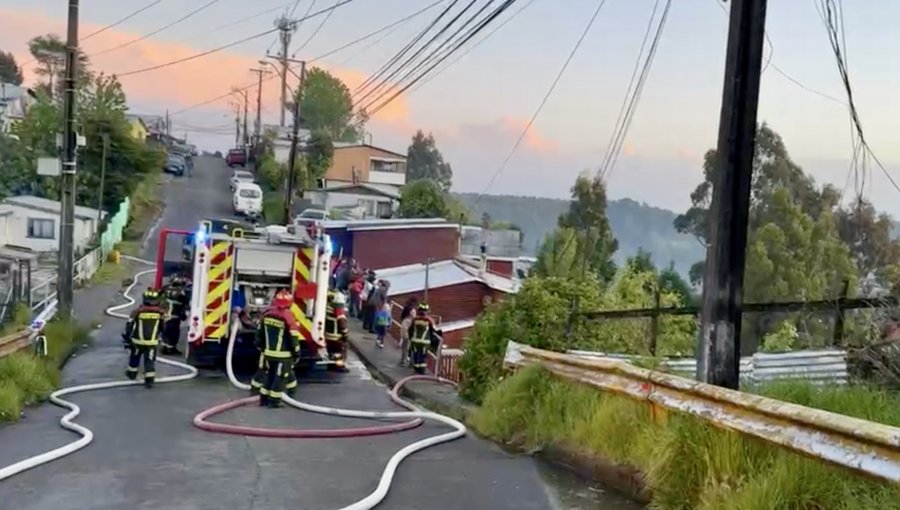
[309,0,446,63]
[293,0,340,57]
[210,1,297,33]
[354,0,482,107]
[89,0,222,57]
[355,0,494,111]
[170,4,434,118]
[115,0,359,78]
[474,0,607,203]
[407,0,535,95]
[354,0,461,96]
[364,0,519,117]
[599,0,672,181]
[82,0,165,41]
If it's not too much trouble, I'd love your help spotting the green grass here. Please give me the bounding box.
[472,366,900,510]
[0,319,91,423]
[263,192,284,223]
[125,170,165,241]
[0,304,31,337]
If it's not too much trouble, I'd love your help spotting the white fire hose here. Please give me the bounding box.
[0,268,198,482]
[1,266,467,510]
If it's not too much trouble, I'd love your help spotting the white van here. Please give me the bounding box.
[233,182,263,219]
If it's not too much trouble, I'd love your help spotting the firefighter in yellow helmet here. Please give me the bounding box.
[122,288,165,388]
[255,290,301,408]
[408,302,438,374]
[324,292,350,372]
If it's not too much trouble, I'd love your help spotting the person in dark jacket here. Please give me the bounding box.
[255,290,301,408]
[366,280,390,334]
[161,276,189,355]
[122,289,165,388]
[408,302,439,374]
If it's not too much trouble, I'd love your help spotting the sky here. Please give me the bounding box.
[2,0,900,218]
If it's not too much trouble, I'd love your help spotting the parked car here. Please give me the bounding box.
[164,154,186,176]
[229,170,255,191]
[226,148,247,167]
[293,208,329,227]
[233,182,263,220]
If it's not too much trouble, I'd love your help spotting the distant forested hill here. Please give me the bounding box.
[453,193,705,277]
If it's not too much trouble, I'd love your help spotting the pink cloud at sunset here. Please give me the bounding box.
[436,116,559,155]
[0,6,410,124]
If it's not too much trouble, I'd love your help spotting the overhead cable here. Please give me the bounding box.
[82,0,165,41]
[115,0,359,78]
[473,0,606,203]
[89,0,222,57]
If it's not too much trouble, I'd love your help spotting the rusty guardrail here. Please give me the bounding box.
[504,341,900,484]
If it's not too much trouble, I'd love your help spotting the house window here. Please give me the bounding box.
[27,218,55,239]
[370,159,405,174]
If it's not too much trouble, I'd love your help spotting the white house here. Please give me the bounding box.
[0,83,35,134]
[0,195,105,253]
[305,183,400,219]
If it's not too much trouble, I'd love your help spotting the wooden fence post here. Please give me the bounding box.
[650,285,661,356]
[833,279,850,347]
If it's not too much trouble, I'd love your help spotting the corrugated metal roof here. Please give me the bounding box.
[324,217,452,230]
[379,260,478,296]
[2,195,104,220]
[440,318,476,332]
[376,259,519,295]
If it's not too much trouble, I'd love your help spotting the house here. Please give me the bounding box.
[124,114,149,142]
[377,259,519,349]
[305,183,400,220]
[459,225,523,258]
[323,218,460,270]
[0,83,35,134]
[0,195,105,253]
[323,143,407,192]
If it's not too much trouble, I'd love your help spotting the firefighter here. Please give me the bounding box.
[408,302,438,374]
[255,290,301,408]
[161,276,188,355]
[324,292,350,372]
[122,288,165,388]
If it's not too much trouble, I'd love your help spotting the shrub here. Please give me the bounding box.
[0,381,24,422]
[459,265,696,403]
[0,353,58,404]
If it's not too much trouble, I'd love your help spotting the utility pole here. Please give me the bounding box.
[274,16,296,128]
[250,67,270,146]
[696,0,768,389]
[242,90,249,149]
[282,61,306,225]
[233,102,241,148]
[58,0,80,318]
[96,131,109,224]
[165,109,170,140]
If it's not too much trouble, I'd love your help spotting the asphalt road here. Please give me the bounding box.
[0,157,645,510]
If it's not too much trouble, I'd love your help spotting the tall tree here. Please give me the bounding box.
[398,179,449,218]
[304,129,334,185]
[0,51,23,85]
[557,174,619,282]
[676,123,900,285]
[534,227,581,278]
[27,34,90,99]
[298,67,364,142]
[406,130,453,191]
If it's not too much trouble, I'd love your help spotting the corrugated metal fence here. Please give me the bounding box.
[568,348,849,385]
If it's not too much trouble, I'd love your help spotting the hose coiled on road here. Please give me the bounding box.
[196,296,468,510]
[0,267,198,482]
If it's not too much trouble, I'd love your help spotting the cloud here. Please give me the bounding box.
[0,6,410,125]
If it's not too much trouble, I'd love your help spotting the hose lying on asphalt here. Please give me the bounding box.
[193,309,468,510]
[0,267,198,482]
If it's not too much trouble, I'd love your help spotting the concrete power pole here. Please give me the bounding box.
[275,16,295,128]
[696,0,768,389]
[250,67,270,146]
[58,0,80,318]
[282,60,306,225]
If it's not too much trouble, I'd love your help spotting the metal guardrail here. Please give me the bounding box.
[0,299,58,360]
[28,247,103,312]
[568,349,848,385]
[505,341,900,484]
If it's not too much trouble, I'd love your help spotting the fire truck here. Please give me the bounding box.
[154,218,334,369]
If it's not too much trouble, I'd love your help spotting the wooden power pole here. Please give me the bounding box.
[697,0,769,389]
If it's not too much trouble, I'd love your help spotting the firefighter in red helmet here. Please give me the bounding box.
[254,289,301,407]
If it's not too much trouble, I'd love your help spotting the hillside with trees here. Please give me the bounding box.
[453,191,705,277]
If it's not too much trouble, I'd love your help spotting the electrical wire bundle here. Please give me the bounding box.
[351,0,522,117]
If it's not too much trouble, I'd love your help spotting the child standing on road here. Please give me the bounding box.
[374,302,391,348]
